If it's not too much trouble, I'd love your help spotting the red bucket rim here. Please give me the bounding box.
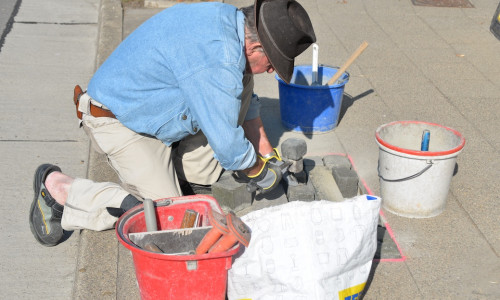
[375,121,465,157]
[115,195,240,260]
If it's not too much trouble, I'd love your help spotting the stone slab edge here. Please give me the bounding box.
[72,0,123,298]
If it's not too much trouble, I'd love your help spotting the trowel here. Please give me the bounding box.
[311,43,320,86]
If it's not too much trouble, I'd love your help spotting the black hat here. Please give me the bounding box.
[255,0,316,84]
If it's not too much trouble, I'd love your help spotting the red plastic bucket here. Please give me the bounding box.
[116,195,240,300]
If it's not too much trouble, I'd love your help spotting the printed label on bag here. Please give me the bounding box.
[338,282,366,300]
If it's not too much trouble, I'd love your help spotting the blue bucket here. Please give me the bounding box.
[276,65,349,133]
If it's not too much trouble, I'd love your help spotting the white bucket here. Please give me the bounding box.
[375,121,465,218]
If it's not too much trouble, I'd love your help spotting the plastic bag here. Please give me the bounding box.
[228,195,381,300]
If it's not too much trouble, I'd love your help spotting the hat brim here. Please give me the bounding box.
[255,0,294,84]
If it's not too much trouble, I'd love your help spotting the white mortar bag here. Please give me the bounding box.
[227,195,381,300]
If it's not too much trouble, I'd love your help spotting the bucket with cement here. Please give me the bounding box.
[276,65,349,133]
[375,121,465,218]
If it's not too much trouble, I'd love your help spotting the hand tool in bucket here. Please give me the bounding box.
[196,210,251,254]
[130,199,206,254]
[326,41,368,86]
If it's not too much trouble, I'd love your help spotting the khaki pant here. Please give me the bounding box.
[61,75,254,231]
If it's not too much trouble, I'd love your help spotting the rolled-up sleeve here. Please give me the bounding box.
[178,66,256,170]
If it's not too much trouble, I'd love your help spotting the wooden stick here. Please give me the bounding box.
[326,41,368,86]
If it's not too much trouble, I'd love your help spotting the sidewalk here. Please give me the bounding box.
[0,0,498,299]
[74,0,500,298]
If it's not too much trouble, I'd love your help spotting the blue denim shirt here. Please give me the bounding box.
[87,3,257,170]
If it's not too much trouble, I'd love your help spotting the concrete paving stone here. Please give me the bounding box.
[446,130,500,252]
[461,0,500,19]
[363,262,424,299]
[1,142,86,299]
[437,27,497,45]
[365,1,417,16]
[452,43,500,80]
[373,15,451,48]
[434,77,500,99]
[384,195,500,297]
[0,24,97,69]
[116,242,139,299]
[0,64,95,81]
[322,154,352,170]
[286,180,316,202]
[281,137,307,160]
[309,165,344,202]
[412,4,474,18]
[403,46,472,64]
[0,97,87,141]
[123,8,162,38]
[418,14,485,31]
[356,47,410,69]
[73,230,119,300]
[332,167,359,198]
[315,0,367,17]
[212,171,253,213]
[417,60,486,82]
[15,0,99,24]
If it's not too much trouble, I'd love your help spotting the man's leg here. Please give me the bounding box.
[29,164,140,245]
[81,113,183,200]
[44,111,182,234]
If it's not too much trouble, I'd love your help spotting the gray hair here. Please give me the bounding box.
[240,6,260,44]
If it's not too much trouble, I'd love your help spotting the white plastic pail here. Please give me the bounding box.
[375,121,465,218]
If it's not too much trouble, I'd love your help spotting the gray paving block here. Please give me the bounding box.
[212,171,253,213]
[308,165,344,202]
[322,154,352,170]
[286,180,315,202]
[281,137,307,160]
[331,166,359,198]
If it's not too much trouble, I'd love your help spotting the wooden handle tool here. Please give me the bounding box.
[326,41,368,86]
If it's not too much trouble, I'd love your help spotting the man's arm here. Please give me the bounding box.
[242,116,274,157]
[240,116,274,176]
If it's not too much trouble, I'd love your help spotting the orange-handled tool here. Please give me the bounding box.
[195,209,229,255]
[208,212,251,253]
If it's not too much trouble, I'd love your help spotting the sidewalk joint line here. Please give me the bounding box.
[15,21,97,25]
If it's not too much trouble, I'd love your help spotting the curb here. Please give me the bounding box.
[73,0,124,298]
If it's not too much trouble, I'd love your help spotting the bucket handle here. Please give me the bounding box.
[378,161,433,182]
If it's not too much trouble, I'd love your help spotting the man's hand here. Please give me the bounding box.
[235,155,288,194]
[261,148,290,176]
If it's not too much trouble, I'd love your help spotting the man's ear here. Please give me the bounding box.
[245,41,263,56]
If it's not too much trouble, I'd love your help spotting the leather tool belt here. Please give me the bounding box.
[73,85,116,120]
